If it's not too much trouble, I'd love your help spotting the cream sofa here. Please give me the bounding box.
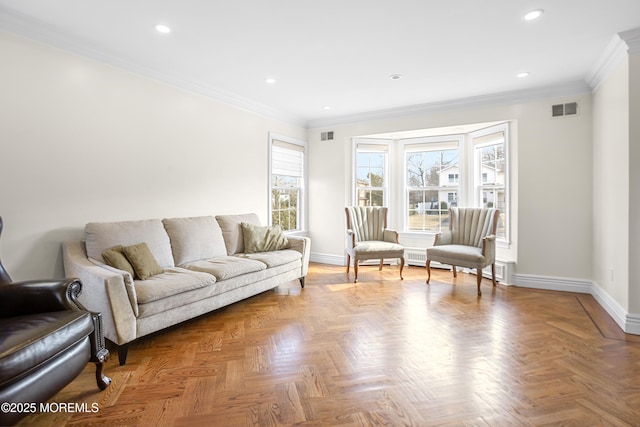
[62,213,310,365]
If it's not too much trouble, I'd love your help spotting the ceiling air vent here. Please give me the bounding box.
[321,131,334,141]
[552,102,578,118]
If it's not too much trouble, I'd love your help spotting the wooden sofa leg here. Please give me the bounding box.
[118,344,129,366]
[426,259,431,284]
[379,259,384,271]
[299,277,305,288]
[477,268,483,296]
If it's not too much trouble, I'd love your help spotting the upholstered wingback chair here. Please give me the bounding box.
[345,206,405,283]
[426,207,499,295]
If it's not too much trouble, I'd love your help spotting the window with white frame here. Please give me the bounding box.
[471,126,508,240]
[269,134,307,232]
[351,122,510,243]
[405,138,461,232]
[354,142,388,207]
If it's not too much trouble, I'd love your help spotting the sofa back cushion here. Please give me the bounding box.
[162,216,227,265]
[85,219,175,268]
[215,213,261,255]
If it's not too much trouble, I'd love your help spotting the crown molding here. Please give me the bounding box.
[619,27,640,54]
[0,7,307,128]
[306,80,592,129]
[586,26,640,92]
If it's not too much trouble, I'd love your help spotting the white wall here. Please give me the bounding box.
[628,52,640,314]
[308,94,594,282]
[0,31,306,280]
[592,57,630,310]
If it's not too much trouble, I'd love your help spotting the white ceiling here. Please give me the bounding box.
[1,0,639,128]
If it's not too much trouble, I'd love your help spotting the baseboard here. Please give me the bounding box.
[512,273,592,294]
[513,274,640,335]
[309,253,344,266]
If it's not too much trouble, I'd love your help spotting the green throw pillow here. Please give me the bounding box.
[122,242,163,280]
[102,245,135,277]
[241,222,289,254]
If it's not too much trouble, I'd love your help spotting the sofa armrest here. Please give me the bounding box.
[62,241,137,345]
[287,235,311,278]
[0,278,84,317]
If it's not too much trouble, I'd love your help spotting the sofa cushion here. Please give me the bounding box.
[215,213,260,255]
[0,311,93,387]
[182,256,266,281]
[163,216,227,265]
[122,242,163,280]
[102,245,135,276]
[134,267,216,305]
[85,219,175,268]
[241,222,289,254]
[241,249,301,268]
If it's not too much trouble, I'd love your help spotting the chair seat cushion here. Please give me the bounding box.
[0,311,93,387]
[353,241,404,259]
[427,244,487,267]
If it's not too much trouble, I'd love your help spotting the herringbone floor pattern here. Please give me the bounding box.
[17,263,640,426]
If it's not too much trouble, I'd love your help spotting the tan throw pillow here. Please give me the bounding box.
[122,242,163,280]
[102,245,135,276]
[241,222,289,254]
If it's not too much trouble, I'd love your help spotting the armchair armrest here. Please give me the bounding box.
[0,278,85,317]
[481,234,497,261]
[346,229,356,247]
[383,229,399,243]
[434,230,452,246]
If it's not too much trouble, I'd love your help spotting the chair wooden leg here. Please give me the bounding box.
[399,257,405,280]
[491,264,496,286]
[354,260,359,283]
[426,259,431,284]
[346,254,351,274]
[477,268,483,296]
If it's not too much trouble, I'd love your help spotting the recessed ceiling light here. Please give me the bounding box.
[517,72,530,78]
[155,24,171,34]
[523,9,543,21]
[389,74,403,80]
[265,78,276,84]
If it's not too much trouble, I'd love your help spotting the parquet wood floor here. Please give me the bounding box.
[17,263,640,426]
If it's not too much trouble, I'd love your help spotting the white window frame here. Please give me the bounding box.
[352,139,390,207]
[268,132,308,233]
[470,123,510,244]
[402,135,463,233]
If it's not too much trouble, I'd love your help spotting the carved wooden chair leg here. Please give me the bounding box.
[353,260,359,283]
[89,312,111,389]
[346,254,351,274]
[491,264,497,286]
[477,269,483,296]
[399,257,405,280]
[426,259,431,284]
